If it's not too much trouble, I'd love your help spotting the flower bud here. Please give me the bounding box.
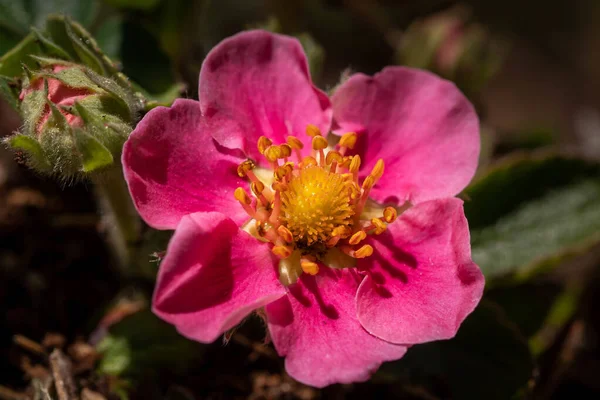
[1,16,144,180]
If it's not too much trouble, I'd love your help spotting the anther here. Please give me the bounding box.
[339,132,357,149]
[257,136,272,154]
[274,166,289,181]
[277,225,294,243]
[353,244,373,258]
[272,181,288,192]
[371,159,385,180]
[280,144,292,158]
[362,175,375,191]
[234,187,251,205]
[264,146,281,163]
[301,260,319,275]
[348,230,367,245]
[300,156,318,168]
[332,226,351,238]
[349,155,361,174]
[237,160,255,178]
[383,206,397,223]
[306,124,322,137]
[287,136,304,149]
[371,218,387,235]
[272,245,292,259]
[326,150,343,165]
[312,135,328,150]
[251,181,265,197]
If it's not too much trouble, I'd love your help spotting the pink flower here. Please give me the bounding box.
[122,30,484,387]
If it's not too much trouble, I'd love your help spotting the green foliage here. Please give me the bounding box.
[97,309,204,378]
[465,152,600,280]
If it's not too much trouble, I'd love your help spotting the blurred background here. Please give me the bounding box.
[1,0,600,399]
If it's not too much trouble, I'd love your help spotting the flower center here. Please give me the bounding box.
[281,166,354,246]
[234,124,399,285]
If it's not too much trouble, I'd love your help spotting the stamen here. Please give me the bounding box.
[352,244,373,259]
[280,144,292,161]
[272,245,292,259]
[383,206,397,223]
[240,127,390,283]
[339,132,357,149]
[257,136,272,154]
[251,181,269,206]
[371,159,385,180]
[300,156,318,168]
[277,225,294,243]
[237,160,255,178]
[286,136,304,149]
[311,136,328,166]
[339,132,357,156]
[370,218,387,235]
[264,146,281,164]
[349,155,361,180]
[301,260,319,275]
[286,136,304,161]
[326,150,343,172]
[234,187,255,216]
[348,230,367,245]
[306,124,322,137]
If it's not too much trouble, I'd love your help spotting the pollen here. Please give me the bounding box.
[280,166,354,245]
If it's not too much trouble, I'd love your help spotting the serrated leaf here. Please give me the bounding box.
[72,128,114,172]
[464,153,600,280]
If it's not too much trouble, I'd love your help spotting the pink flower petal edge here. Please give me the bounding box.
[122,98,248,230]
[356,198,484,345]
[153,211,286,343]
[199,30,332,163]
[266,268,407,388]
[332,66,480,205]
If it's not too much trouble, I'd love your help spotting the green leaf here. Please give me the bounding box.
[465,152,600,280]
[378,301,534,400]
[0,76,19,109]
[97,309,203,379]
[94,15,123,59]
[0,33,41,76]
[6,134,51,171]
[72,128,114,172]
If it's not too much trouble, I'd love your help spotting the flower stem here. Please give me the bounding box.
[92,168,141,277]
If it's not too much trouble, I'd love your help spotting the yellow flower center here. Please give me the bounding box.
[281,166,354,246]
[234,124,401,286]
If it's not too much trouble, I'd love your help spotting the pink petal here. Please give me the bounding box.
[332,67,480,205]
[122,98,248,230]
[266,269,407,388]
[153,212,286,343]
[356,198,484,345]
[199,30,332,162]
